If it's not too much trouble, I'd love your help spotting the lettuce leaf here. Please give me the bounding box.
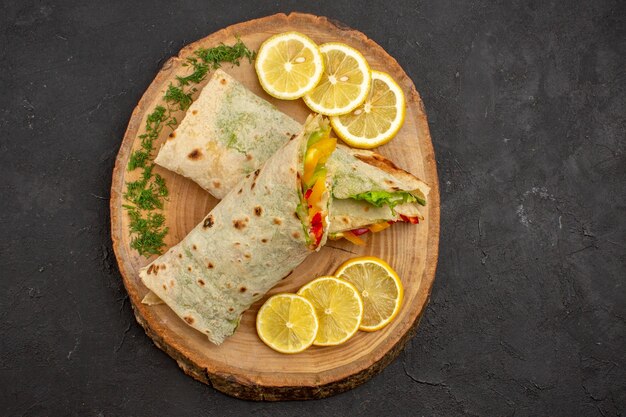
[352,190,425,210]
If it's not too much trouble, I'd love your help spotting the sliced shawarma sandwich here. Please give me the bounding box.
[154,70,430,242]
[154,69,301,199]
[325,145,429,244]
[140,115,428,344]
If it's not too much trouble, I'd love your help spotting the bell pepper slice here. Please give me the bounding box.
[308,137,337,164]
[343,231,366,246]
[369,222,391,233]
[308,177,326,211]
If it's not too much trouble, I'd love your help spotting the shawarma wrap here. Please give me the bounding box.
[326,146,430,236]
[154,69,301,199]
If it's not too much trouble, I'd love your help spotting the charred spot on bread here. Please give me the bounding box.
[197,279,205,286]
[250,169,260,190]
[203,215,214,229]
[233,220,246,229]
[188,149,202,160]
[355,152,415,180]
[184,316,194,324]
[254,206,263,216]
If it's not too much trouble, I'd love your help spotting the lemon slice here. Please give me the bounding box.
[303,43,371,116]
[297,276,363,346]
[334,256,403,332]
[256,293,319,354]
[330,71,406,149]
[255,32,324,100]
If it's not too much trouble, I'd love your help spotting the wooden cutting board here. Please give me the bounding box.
[110,12,439,401]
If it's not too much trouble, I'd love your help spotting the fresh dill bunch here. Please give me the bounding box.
[195,38,256,69]
[128,209,168,256]
[145,106,167,135]
[124,179,162,211]
[177,58,209,86]
[128,149,149,171]
[164,84,193,111]
[154,174,168,197]
[177,38,255,87]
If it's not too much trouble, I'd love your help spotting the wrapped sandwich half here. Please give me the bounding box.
[325,146,429,245]
[154,69,301,199]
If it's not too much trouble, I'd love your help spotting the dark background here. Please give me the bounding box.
[1,0,624,415]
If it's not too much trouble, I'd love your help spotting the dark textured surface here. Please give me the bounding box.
[1,0,624,415]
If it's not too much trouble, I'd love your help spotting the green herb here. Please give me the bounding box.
[123,38,256,257]
[165,85,194,111]
[126,208,168,256]
[194,38,256,69]
[177,37,256,86]
[176,59,209,86]
[352,190,425,213]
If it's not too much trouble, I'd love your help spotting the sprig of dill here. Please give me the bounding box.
[165,85,194,111]
[124,38,255,257]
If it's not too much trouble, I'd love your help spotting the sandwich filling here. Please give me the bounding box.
[297,121,337,249]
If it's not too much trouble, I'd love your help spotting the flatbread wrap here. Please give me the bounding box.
[154,69,301,199]
[326,146,430,239]
[140,115,333,344]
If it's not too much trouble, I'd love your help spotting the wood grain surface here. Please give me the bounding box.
[110,12,440,400]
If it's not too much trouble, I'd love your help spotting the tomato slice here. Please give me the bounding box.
[351,228,370,236]
[400,215,420,224]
